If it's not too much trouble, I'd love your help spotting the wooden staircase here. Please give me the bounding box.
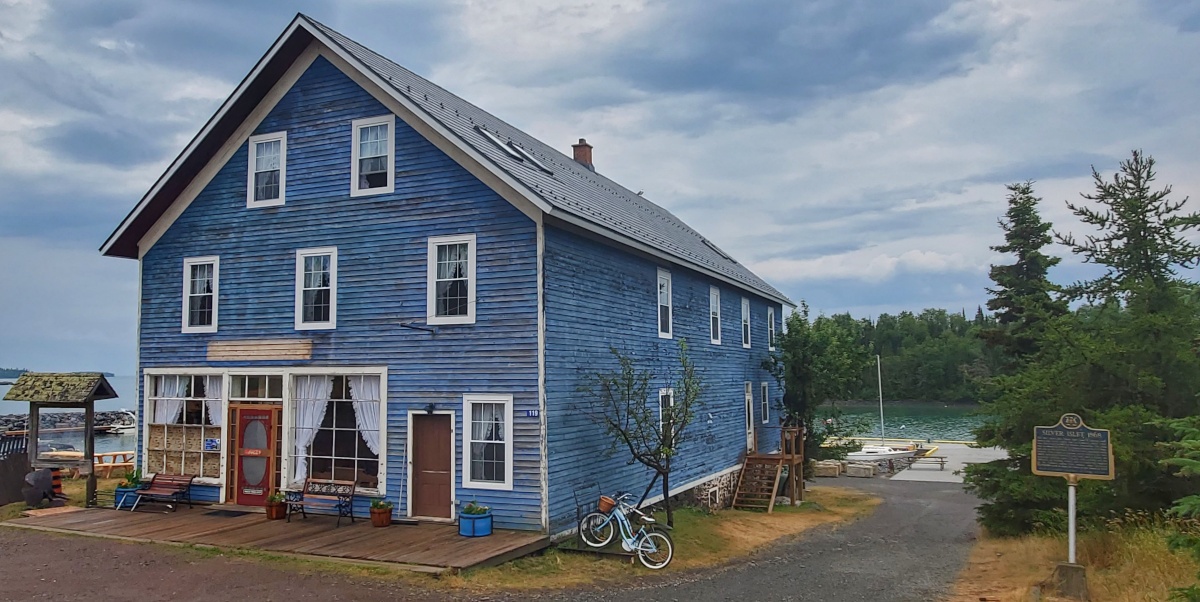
[732,455,784,512]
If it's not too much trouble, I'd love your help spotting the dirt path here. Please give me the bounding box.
[0,479,978,602]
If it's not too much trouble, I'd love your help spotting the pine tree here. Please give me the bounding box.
[979,181,1066,361]
[1057,150,1200,304]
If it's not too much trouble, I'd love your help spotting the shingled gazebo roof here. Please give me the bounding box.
[2,372,118,406]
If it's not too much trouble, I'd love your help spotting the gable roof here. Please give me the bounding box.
[3,372,119,406]
[101,14,792,306]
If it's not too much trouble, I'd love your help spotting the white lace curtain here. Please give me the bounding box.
[292,376,332,483]
[204,375,223,426]
[152,376,185,424]
[349,375,381,455]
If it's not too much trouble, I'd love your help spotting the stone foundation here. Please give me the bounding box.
[679,469,741,512]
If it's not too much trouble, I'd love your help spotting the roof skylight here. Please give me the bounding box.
[703,238,735,262]
[507,142,553,174]
[475,126,524,161]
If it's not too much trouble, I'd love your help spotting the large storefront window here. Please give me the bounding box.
[146,374,222,479]
[290,374,381,490]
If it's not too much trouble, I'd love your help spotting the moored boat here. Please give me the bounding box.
[845,445,917,462]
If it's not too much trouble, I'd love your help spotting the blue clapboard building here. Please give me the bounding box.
[101,15,793,534]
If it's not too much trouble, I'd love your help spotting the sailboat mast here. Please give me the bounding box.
[877,354,885,444]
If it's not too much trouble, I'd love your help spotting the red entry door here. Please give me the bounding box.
[235,408,274,506]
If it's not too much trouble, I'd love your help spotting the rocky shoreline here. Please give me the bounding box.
[0,411,136,433]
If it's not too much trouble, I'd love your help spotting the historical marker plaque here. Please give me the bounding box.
[1032,413,1114,480]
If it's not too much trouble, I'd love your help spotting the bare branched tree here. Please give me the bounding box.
[578,339,702,527]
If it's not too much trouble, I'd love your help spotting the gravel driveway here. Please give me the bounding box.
[0,479,978,602]
[524,478,980,602]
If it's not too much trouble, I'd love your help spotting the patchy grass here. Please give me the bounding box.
[949,525,1200,601]
[442,486,879,592]
[0,476,124,522]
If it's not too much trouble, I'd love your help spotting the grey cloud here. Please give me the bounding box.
[40,118,172,167]
[533,0,980,121]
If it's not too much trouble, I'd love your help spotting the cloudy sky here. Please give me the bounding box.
[1,0,1199,375]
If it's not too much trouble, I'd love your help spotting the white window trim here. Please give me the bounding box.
[761,382,770,424]
[284,370,388,495]
[462,393,514,491]
[141,371,227,485]
[657,268,672,339]
[181,256,219,333]
[658,387,675,438]
[709,286,721,345]
[294,246,338,330]
[246,131,286,208]
[741,297,751,349]
[744,382,754,451]
[768,306,776,351]
[426,234,477,325]
[350,114,395,197]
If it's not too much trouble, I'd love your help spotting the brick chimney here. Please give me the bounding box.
[571,138,594,171]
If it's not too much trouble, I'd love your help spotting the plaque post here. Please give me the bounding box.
[1067,474,1077,564]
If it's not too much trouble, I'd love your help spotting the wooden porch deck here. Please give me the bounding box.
[2,506,549,573]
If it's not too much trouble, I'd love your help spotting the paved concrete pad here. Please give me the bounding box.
[890,442,1007,483]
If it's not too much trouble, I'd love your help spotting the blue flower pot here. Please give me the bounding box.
[459,510,493,537]
[114,486,140,509]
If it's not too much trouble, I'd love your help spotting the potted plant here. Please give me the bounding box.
[265,492,287,520]
[114,468,142,509]
[458,500,492,537]
[369,498,394,527]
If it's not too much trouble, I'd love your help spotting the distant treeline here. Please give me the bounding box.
[815,309,1001,403]
[0,368,27,378]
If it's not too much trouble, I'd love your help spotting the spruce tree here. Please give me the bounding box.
[979,181,1066,361]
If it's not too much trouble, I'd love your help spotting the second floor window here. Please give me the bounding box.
[247,132,286,207]
[709,286,721,345]
[351,115,394,196]
[295,247,337,330]
[427,234,476,325]
[182,256,218,333]
[657,268,672,339]
[768,306,776,351]
[741,298,751,348]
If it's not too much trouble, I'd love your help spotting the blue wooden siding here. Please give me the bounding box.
[543,225,783,533]
[138,56,542,530]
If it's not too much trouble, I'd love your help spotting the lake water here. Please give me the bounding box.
[833,401,983,442]
[1,377,985,450]
[1,375,139,454]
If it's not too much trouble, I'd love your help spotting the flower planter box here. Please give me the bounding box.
[114,486,140,509]
[265,502,287,520]
[370,507,393,527]
[458,511,493,537]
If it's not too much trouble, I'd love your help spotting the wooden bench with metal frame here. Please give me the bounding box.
[285,478,357,527]
[131,473,196,511]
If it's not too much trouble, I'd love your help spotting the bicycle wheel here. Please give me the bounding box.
[579,511,615,548]
[636,530,674,569]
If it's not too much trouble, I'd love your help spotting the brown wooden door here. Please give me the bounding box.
[411,414,452,518]
[235,407,274,506]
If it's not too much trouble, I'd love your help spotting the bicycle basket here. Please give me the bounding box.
[598,495,616,513]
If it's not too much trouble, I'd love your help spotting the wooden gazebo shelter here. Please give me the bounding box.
[2,372,119,507]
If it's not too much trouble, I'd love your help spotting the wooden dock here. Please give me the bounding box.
[2,506,549,573]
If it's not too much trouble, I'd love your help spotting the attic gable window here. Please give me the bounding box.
[351,115,394,197]
[182,256,218,333]
[657,268,672,339]
[247,132,286,207]
[427,234,477,325]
